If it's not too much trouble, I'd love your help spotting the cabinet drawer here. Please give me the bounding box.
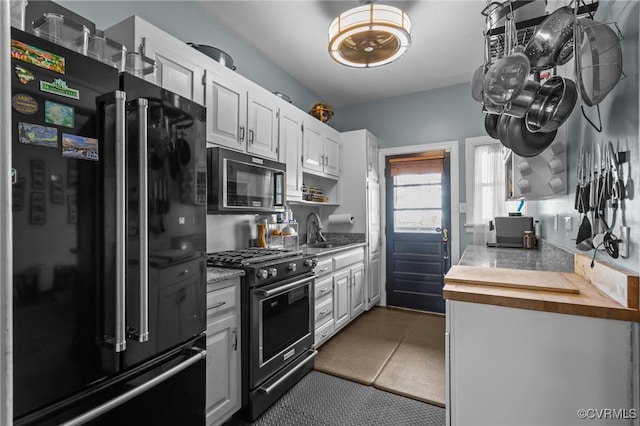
[315,257,333,277]
[314,318,335,348]
[314,276,333,302]
[333,248,364,270]
[314,297,333,328]
[156,258,203,288]
[207,285,236,317]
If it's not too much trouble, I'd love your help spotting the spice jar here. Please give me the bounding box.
[523,230,536,250]
[256,220,267,248]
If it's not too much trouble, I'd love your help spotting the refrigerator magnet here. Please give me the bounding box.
[44,100,74,128]
[14,66,35,85]
[18,122,58,149]
[12,94,38,115]
[11,39,65,74]
[40,79,79,100]
[62,133,99,161]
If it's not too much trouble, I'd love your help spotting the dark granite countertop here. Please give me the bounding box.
[301,242,367,257]
[207,267,245,287]
[458,241,574,273]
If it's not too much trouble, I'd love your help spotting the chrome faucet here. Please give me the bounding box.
[306,212,327,244]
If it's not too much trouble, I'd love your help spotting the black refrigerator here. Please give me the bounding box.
[10,28,208,425]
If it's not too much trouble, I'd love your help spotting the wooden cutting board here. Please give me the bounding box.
[445,265,580,294]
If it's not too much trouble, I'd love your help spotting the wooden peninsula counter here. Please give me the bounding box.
[443,243,640,426]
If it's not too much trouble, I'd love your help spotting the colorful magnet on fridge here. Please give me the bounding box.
[40,78,79,100]
[44,100,74,128]
[62,133,99,161]
[14,65,35,85]
[12,94,38,115]
[11,39,65,74]
[18,122,58,148]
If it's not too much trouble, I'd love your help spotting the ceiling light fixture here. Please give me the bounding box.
[328,2,411,68]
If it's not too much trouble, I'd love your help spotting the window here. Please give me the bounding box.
[389,152,446,233]
[465,136,520,229]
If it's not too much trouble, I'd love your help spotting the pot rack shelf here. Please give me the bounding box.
[482,0,599,63]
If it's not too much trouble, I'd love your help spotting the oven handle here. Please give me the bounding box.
[257,275,317,298]
[257,350,317,395]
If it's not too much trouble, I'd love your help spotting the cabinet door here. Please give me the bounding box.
[206,313,239,426]
[350,263,365,318]
[367,133,379,181]
[279,103,304,199]
[247,89,279,160]
[302,118,324,173]
[333,270,350,330]
[204,67,247,151]
[323,129,341,177]
[141,32,204,105]
[367,256,381,309]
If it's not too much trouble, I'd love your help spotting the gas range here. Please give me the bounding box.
[207,248,317,287]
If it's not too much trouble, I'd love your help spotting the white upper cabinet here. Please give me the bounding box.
[323,127,341,178]
[204,66,247,152]
[105,16,204,105]
[302,117,324,173]
[278,100,304,200]
[246,88,279,160]
[302,117,341,178]
[204,64,279,160]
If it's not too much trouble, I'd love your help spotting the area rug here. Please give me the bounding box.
[314,307,446,407]
[373,313,446,407]
[313,307,417,385]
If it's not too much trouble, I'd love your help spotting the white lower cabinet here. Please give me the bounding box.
[206,278,241,426]
[446,300,638,426]
[313,247,366,347]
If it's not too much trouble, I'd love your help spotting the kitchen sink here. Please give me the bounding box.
[306,242,340,248]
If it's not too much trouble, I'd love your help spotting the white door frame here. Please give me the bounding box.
[1,3,14,423]
[378,141,460,306]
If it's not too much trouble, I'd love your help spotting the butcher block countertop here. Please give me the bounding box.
[444,244,640,322]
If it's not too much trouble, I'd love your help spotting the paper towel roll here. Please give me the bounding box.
[328,214,354,225]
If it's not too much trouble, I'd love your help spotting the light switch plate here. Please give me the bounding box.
[459,203,466,213]
[564,216,572,232]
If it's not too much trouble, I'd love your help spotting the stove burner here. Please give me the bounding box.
[207,247,303,267]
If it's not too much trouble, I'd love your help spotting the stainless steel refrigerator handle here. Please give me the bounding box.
[60,347,206,426]
[258,350,317,395]
[106,90,127,352]
[129,98,149,343]
[258,275,317,297]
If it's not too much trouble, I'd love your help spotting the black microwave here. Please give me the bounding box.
[207,147,286,213]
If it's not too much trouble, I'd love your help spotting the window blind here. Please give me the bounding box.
[389,151,445,176]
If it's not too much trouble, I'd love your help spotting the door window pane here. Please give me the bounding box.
[394,210,442,232]
[395,185,442,209]
[395,173,441,185]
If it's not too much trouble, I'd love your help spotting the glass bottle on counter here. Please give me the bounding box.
[523,230,536,250]
[256,219,268,248]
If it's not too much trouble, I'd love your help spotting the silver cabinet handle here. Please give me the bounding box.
[258,350,317,395]
[319,308,330,315]
[61,347,206,426]
[209,301,226,309]
[232,327,237,351]
[321,331,330,338]
[249,129,254,144]
[129,98,149,343]
[320,154,324,166]
[325,156,329,167]
[239,126,245,142]
[318,268,330,273]
[319,288,330,293]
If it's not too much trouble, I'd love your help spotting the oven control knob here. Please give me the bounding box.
[304,259,317,268]
[268,268,278,278]
[257,269,268,280]
[288,263,297,272]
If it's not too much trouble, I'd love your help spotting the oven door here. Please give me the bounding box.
[250,274,315,388]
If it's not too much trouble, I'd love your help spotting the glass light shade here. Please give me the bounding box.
[328,4,411,68]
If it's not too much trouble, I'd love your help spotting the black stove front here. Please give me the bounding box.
[207,248,318,421]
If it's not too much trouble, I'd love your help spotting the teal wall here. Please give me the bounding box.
[57,0,321,112]
[57,1,639,271]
